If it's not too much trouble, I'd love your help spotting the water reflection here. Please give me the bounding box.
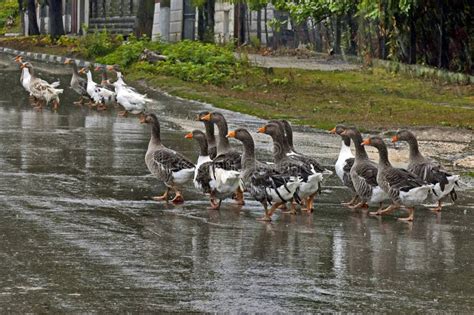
[0,57,473,312]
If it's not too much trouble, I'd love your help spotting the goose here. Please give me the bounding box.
[140,113,195,204]
[329,124,357,205]
[112,79,151,117]
[106,64,137,91]
[392,129,459,212]
[362,136,433,221]
[80,67,115,111]
[278,120,332,211]
[185,130,239,209]
[196,111,217,159]
[15,56,60,97]
[95,65,115,91]
[199,112,244,205]
[228,128,301,221]
[64,58,89,105]
[258,122,320,213]
[340,127,388,210]
[21,62,63,110]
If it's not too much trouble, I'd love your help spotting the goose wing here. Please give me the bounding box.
[152,148,195,172]
[409,161,450,191]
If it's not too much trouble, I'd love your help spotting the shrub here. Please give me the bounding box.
[97,37,165,67]
[0,0,19,34]
[78,29,119,58]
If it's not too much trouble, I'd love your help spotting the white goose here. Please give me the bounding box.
[21,62,63,110]
[81,67,115,111]
[112,81,151,116]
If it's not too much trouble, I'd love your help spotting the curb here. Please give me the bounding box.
[0,46,104,68]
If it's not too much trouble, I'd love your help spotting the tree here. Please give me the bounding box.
[48,0,65,37]
[135,0,155,38]
[26,0,40,35]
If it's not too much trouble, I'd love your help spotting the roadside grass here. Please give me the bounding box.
[1,36,472,130]
[128,65,473,131]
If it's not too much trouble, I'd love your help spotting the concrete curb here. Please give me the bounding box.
[0,46,105,68]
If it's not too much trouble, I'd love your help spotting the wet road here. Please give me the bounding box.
[0,56,473,312]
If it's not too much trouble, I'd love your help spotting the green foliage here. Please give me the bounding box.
[0,0,19,34]
[97,37,164,67]
[103,40,245,85]
[78,29,120,58]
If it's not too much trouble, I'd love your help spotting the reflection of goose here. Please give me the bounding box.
[228,128,301,221]
[363,136,432,222]
[340,127,388,211]
[64,58,89,105]
[392,130,459,212]
[141,113,195,204]
[22,62,63,111]
[330,124,357,205]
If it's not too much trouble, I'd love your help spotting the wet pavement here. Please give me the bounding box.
[0,55,473,312]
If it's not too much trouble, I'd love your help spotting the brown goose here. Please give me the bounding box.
[362,136,432,221]
[228,128,301,221]
[340,127,388,210]
[64,58,89,105]
[196,111,217,159]
[392,130,459,212]
[199,112,244,205]
[329,124,357,205]
[140,113,195,204]
[258,122,320,213]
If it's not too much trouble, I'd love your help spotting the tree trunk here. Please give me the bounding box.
[256,8,261,42]
[197,6,205,41]
[437,1,449,69]
[347,11,358,55]
[264,6,268,46]
[135,0,155,38]
[27,0,40,35]
[48,0,65,37]
[409,13,417,64]
[334,16,341,54]
[206,0,215,42]
[18,0,25,35]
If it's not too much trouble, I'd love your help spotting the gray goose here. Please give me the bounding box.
[199,112,244,205]
[64,59,89,105]
[185,130,238,210]
[258,122,320,213]
[340,127,388,210]
[392,130,459,212]
[22,62,63,111]
[196,111,217,159]
[227,128,301,221]
[329,124,357,205]
[363,136,432,221]
[280,120,332,203]
[140,113,195,204]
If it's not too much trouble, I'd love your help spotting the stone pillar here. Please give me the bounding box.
[169,0,183,42]
[152,0,171,41]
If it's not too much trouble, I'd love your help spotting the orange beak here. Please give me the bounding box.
[106,65,114,71]
[200,113,211,121]
[78,68,86,74]
[64,59,71,64]
[139,114,147,124]
[20,63,26,69]
[14,56,22,63]
[329,127,336,134]
[227,131,236,138]
[361,138,371,146]
[94,66,101,71]
[391,135,399,143]
[184,132,193,139]
[257,126,266,133]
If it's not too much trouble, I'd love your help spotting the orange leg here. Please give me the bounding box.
[152,187,169,202]
[234,187,245,206]
[398,207,414,222]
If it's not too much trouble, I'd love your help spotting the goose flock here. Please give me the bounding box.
[15,56,152,115]
[12,56,460,222]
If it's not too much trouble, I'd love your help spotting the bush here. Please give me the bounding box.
[0,0,19,34]
[78,29,120,58]
[100,39,246,86]
[97,37,165,67]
